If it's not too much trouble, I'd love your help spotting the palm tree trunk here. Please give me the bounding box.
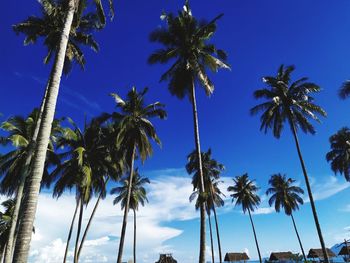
[4,85,49,263]
[208,211,215,263]
[63,197,80,263]
[133,208,136,263]
[190,79,206,263]
[291,213,306,262]
[210,189,222,263]
[117,145,136,263]
[290,120,329,263]
[77,178,109,261]
[12,1,76,262]
[74,198,84,263]
[247,208,262,263]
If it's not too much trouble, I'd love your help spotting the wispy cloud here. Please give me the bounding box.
[305,175,349,203]
[13,72,102,115]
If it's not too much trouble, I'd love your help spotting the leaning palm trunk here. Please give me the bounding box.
[210,189,222,263]
[4,86,48,263]
[191,80,206,263]
[77,178,109,261]
[290,120,329,263]
[117,145,136,263]
[12,1,76,261]
[133,208,136,263]
[74,198,84,263]
[247,208,262,263]
[63,197,80,263]
[291,213,306,262]
[207,211,215,263]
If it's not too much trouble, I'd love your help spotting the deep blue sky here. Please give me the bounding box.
[2,1,350,262]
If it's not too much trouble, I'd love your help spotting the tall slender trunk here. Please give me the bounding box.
[291,213,306,262]
[117,145,136,263]
[190,80,206,263]
[210,186,222,263]
[4,85,49,263]
[63,197,80,263]
[133,208,136,263]
[74,198,84,263]
[247,208,262,263]
[290,120,329,263]
[77,178,109,261]
[12,1,76,262]
[207,211,215,263]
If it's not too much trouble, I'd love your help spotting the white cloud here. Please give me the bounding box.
[27,171,198,263]
[305,176,349,202]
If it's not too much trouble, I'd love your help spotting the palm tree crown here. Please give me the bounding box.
[266,173,304,215]
[227,173,260,213]
[13,0,101,74]
[0,109,61,195]
[148,0,230,99]
[111,169,150,211]
[250,64,326,138]
[326,127,350,182]
[110,87,167,162]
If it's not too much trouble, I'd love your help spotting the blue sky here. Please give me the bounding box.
[1,0,350,262]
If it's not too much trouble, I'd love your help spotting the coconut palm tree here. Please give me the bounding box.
[190,180,224,263]
[148,2,229,261]
[250,64,329,262]
[0,109,61,263]
[13,0,102,75]
[186,149,225,263]
[266,173,306,261]
[109,87,166,263]
[0,199,15,262]
[227,173,262,263]
[339,81,350,99]
[51,117,118,263]
[326,127,350,182]
[13,0,114,260]
[111,169,150,263]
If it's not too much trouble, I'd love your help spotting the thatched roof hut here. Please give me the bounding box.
[224,252,250,262]
[307,248,336,259]
[339,246,350,256]
[155,254,177,263]
[269,252,294,261]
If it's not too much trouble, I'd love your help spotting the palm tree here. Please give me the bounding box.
[148,2,229,261]
[109,87,166,263]
[186,149,225,263]
[51,118,118,263]
[190,180,224,263]
[0,199,15,262]
[227,173,262,263]
[13,0,114,261]
[111,169,150,263]
[326,127,350,182]
[266,173,306,261]
[339,81,350,99]
[250,64,329,262]
[0,109,61,263]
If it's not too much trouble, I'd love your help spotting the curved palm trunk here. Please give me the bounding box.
[74,198,84,263]
[63,198,80,263]
[4,86,49,263]
[77,178,109,261]
[247,209,262,263]
[291,213,306,262]
[290,121,329,263]
[133,208,136,263]
[208,211,215,263]
[117,145,136,263]
[12,1,76,262]
[190,80,206,263]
